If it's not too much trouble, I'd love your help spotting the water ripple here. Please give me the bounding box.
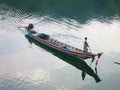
[0,69,53,90]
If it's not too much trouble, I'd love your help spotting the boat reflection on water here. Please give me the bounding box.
[25,35,101,83]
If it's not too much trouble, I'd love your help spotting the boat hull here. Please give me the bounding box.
[25,32,97,60]
[25,34,84,62]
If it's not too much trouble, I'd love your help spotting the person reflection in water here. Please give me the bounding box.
[82,71,86,80]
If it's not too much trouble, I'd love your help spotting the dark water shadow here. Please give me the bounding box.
[1,0,120,23]
[114,62,120,65]
[25,35,101,83]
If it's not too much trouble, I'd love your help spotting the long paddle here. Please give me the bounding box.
[89,46,92,53]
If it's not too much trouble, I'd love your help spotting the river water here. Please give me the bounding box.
[0,0,120,90]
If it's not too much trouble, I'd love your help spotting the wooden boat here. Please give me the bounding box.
[18,27,102,82]
[25,31,99,61]
[25,34,101,83]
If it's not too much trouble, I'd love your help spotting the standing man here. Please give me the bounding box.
[84,37,90,53]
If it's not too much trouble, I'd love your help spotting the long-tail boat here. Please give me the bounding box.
[24,31,101,61]
[25,33,101,83]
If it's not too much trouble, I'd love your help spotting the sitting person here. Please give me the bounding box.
[18,23,37,34]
